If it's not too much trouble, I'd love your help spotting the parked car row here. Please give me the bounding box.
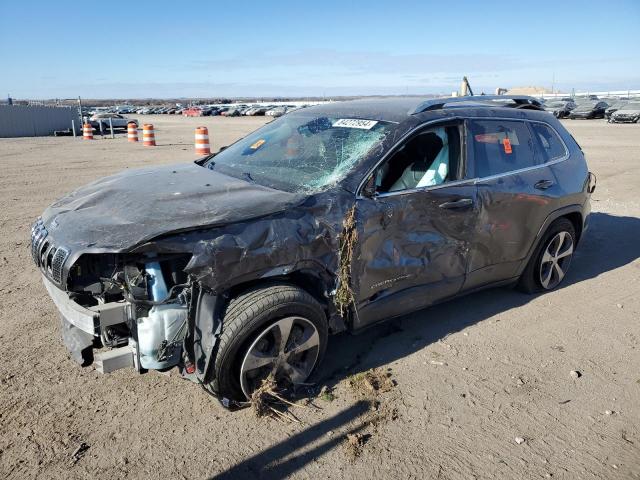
[181,104,302,117]
[84,103,308,118]
[538,96,640,123]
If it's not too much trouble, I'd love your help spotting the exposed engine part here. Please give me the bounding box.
[100,324,130,348]
[62,253,192,373]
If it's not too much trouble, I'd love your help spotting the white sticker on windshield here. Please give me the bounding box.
[332,118,378,130]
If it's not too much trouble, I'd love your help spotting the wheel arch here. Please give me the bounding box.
[223,264,346,334]
[563,211,584,245]
[516,205,584,277]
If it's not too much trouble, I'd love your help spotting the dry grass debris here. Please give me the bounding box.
[250,375,305,422]
[348,368,395,397]
[344,433,367,461]
[336,206,357,315]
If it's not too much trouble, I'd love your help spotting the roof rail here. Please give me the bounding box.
[412,95,544,114]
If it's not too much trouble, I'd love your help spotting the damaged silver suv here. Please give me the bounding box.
[32,96,595,405]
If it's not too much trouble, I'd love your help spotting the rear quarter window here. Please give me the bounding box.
[529,123,567,162]
[468,120,539,178]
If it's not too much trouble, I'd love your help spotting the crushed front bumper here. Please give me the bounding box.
[43,275,98,336]
[43,275,135,370]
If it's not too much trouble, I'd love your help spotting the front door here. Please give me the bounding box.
[350,121,479,329]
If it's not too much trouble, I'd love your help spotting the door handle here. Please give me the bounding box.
[534,180,554,190]
[438,198,473,209]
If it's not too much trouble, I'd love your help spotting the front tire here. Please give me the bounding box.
[210,283,328,402]
[518,218,576,294]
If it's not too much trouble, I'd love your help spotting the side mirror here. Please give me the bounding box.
[361,174,377,198]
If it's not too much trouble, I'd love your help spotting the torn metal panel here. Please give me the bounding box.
[146,189,358,381]
[143,189,351,290]
[191,287,222,381]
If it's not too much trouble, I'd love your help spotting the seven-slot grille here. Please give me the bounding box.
[30,218,69,284]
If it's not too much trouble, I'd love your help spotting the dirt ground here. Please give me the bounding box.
[0,114,638,480]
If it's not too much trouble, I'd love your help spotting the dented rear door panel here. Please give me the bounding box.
[465,167,557,289]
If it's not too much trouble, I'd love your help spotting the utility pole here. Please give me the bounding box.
[77,96,83,124]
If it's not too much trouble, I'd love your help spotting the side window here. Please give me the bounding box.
[468,120,538,178]
[530,123,566,162]
[375,124,462,193]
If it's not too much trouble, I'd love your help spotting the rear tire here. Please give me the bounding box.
[209,283,328,403]
[518,218,576,294]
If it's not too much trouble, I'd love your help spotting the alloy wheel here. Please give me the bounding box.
[539,231,574,290]
[239,316,320,398]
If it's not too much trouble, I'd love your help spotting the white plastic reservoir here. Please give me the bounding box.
[137,304,186,370]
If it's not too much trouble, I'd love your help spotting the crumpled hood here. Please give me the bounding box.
[42,163,303,251]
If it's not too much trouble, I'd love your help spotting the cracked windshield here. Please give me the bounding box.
[205,113,394,192]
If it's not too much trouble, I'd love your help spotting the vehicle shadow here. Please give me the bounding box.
[209,400,370,480]
[319,211,640,388]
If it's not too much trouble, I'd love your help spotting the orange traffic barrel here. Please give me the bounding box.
[82,123,93,140]
[142,124,155,146]
[127,122,138,142]
[195,126,211,155]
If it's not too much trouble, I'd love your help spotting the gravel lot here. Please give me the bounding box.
[1,115,639,480]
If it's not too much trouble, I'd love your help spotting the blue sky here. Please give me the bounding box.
[1,0,639,99]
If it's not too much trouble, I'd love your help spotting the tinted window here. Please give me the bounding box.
[530,123,566,162]
[468,120,538,177]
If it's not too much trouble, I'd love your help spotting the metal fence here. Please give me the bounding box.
[0,105,80,138]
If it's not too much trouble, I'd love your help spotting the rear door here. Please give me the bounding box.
[463,118,566,290]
